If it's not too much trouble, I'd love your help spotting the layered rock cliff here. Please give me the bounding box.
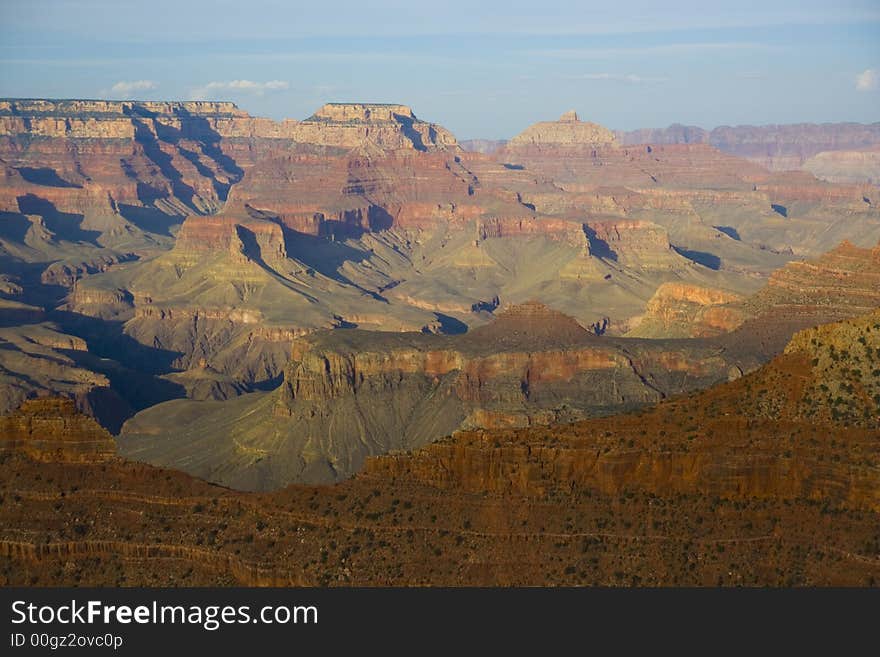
[500,128,770,190]
[630,239,880,340]
[118,303,768,490]
[0,322,124,421]
[296,103,458,151]
[0,100,456,150]
[365,310,880,510]
[802,146,880,185]
[0,397,116,462]
[746,239,880,320]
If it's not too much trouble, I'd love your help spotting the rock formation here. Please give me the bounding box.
[294,103,458,151]
[627,283,746,338]
[0,397,116,462]
[2,99,878,587]
[630,238,880,340]
[1,311,878,586]
[506,110,617,149]
[115,299,794,490]
[0,322,118,417]
[745,239,880,321]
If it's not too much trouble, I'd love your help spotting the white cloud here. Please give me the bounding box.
[856,69,878,92]
[109,79,157,96]
[190,79,289,99]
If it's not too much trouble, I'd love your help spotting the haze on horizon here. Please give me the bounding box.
[0,0,878,139]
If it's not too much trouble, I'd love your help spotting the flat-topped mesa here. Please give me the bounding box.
[0,99,247,118]
[294,102,459,151]
[0,99,250,139]
[0,99,459,150]
[584,219,684,270]
[171,214,288,265]
[507,111,618,148]
[309,103,415,122]
[0,397,116,463]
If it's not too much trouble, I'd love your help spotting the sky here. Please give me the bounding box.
[0,0,878,139]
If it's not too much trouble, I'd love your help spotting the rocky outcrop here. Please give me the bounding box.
[475,216,584,244]
[629,239,880,340]
[506,111,617,149]
[780,309,880,427]
[584,220,683,269]
[294,103,458,151]
[366,421,880,511]
[628,283,746,338]
[0,323,122,418]
[746,239,880,320]
[0,397,116,462]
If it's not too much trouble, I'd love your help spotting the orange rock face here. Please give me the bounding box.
[629,283,746,338]
[0,397,116,462]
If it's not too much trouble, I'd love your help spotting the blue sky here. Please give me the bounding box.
[0,0,878,139]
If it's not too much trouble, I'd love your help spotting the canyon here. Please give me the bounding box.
[118,301,762,489]
[1,98,879,492]
[117,236,880,490]
[1,309,877,586]
[0,98,877,587]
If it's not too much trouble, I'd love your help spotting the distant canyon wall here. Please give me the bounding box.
[616,122,880,179]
